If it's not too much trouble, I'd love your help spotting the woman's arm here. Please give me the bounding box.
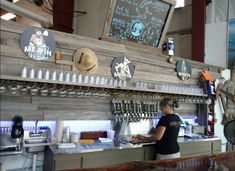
[137,126,166,142]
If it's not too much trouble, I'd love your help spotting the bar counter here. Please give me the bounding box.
[49,136,221,154]
[44,136,222,170]
[64,150,235,171]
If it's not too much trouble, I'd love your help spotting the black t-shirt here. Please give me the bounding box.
[155,114,181,154]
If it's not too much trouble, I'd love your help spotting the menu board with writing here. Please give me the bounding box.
[102,0,175,48]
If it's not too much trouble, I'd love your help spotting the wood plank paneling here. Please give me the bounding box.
[0,20,222,120]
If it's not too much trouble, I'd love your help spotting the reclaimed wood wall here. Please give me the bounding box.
[0,20,222,120]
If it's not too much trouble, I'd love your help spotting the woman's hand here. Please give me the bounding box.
[136,135,145,141]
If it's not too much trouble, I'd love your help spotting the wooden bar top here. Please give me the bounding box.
[64,151,235,171]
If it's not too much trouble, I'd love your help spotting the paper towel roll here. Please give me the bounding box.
[55,120,64,143]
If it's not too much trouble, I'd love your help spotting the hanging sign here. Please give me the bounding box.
[19,27,56,61]
[176,59,192,81]
[111,56,135,81]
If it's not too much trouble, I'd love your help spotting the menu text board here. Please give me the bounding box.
[102,0,175,48]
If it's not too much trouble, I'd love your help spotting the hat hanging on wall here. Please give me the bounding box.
[73,48,98,74]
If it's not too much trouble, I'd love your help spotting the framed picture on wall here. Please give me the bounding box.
[228,19,235,69]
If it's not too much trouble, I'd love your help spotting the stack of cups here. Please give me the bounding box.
[55,120,64,143]
[70,132,80,143]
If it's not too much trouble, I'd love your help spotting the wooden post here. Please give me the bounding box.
[192,0,205,63]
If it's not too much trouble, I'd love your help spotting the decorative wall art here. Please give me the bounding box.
[176,59,192,81]
[111,56,135,81]
[19,27,56,61]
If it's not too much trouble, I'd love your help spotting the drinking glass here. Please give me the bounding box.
[67,86,76,97]
[113,79,118,87]
[71,73,77,83]
[40,84,49,96]
[19,83,28,95]
[50,84,58,97]
[0,81,6,94]
[123,80,127,87]
[90,76,95,84]
[78,74,83,84]
[29,68,35,79]
[58,85,67,97]
[30,83,39,96]
[44,70,50,80]
[100,77,105,85]
[108,78,114,86]
[36,69,43,79]
[84,75,89,84]
[58,71,64,82]
[95,76,100,85]
[65,72,71,82]
[51,71,57,81]
[118,80,123,87]
[21,67,27,78]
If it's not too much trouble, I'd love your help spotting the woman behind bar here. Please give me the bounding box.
[137,98,182,160]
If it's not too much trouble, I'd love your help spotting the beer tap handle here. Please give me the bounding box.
[112,99,116,113]
[120,100,124,113]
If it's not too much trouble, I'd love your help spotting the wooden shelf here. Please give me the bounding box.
[0,75,208,98]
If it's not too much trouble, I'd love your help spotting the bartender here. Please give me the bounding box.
[137,98,182,160]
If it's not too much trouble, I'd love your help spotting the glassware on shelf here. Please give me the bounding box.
[78,74,83,84]
[118,80,123,87]
[51,71,57,81]
[95,76,100,85]
[84,75,89,84]
[8,82,17,94]
[36,69,43,79]
[40,84,49,96]
[50,84,58,97]
[108,78,114,86]
[44,70,50,80]
[30,83,39,96]
[100,77,105,85]
[71,73,77,83]
[29,68,35,79]
[67,86,76,97]
[58,71,64,82]
[58,85,67,97]
[123,80,127,87]
[19,84,28,95]
[0,81,6,94]
[113,79,118,87]
[21,67,27,78]
[65,72,71,82]
[90,75,95,84]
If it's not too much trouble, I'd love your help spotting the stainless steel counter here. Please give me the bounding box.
[49,136,221,155]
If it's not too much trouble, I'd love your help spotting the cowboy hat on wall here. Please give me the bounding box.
[73,48,98,74]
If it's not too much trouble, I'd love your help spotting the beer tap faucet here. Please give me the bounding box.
[35,119,38,134]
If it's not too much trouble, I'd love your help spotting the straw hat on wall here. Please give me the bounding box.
[73,48,98,74]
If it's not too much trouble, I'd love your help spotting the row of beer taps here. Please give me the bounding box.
[111,99,158,122]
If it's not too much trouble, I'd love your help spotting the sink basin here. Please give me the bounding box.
[24,138,51,152]
[25,139,48,144]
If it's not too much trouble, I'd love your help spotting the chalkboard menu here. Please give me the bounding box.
[102,0,175,48]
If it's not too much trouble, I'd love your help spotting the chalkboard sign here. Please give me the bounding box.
[102,0,175,48]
